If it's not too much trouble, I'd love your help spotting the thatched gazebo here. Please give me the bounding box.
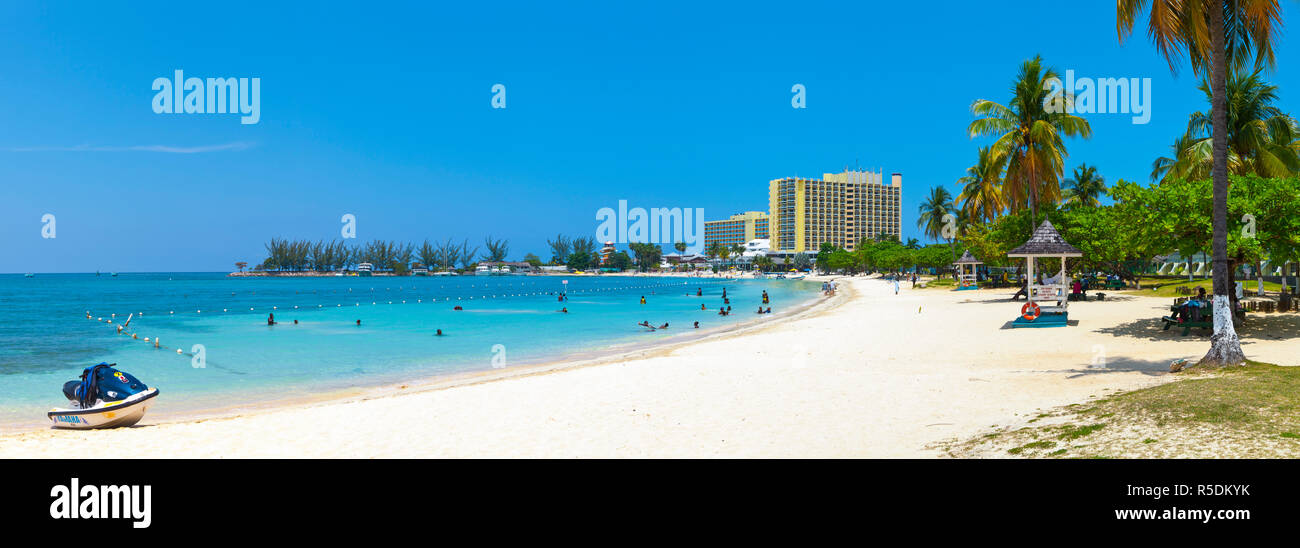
[953,250,982,291]
[1007,220,1081,327]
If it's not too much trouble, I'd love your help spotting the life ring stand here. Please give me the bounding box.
[1021,302,1041,321]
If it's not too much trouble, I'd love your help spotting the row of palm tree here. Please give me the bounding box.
[257,237,506,272]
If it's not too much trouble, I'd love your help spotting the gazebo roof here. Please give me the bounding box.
[1007,220,1082,257]
[953,250,982,265]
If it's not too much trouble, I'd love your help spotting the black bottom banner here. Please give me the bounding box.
[6,458,1289,537]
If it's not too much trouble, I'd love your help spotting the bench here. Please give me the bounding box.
[1162,306,1247,336]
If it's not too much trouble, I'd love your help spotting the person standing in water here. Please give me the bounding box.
[268,313,276,326]
[640,296,646,305]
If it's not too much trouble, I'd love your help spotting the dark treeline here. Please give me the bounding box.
[258,237,499,272]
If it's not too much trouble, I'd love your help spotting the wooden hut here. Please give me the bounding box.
[1007,220,1081,327]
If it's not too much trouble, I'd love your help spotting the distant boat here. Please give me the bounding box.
[110,272,118,277]
[24,273,34,278]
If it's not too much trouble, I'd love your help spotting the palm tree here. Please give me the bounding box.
[1152,70,1299,181]
[969,55,1092,222]
[1118,0,1282,367]
[904,238,921,250]
[916,186,956,243]
[1061,164,1107,208]
[1151,132,1216,182]
[956,146,1007,222]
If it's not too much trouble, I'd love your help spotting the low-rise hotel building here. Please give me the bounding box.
[704,211,770,249]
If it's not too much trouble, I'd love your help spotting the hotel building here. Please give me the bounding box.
[703,211,770,249]
[768,170,901,252]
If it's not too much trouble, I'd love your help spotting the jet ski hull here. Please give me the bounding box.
[48,388,159,430]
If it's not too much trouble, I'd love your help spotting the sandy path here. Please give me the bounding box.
[3,277,1295,458]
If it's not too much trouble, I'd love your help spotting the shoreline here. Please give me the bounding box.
[8,275,1293,458]
[0,277,840,434]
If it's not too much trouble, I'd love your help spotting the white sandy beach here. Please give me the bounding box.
[3,276,1297,458]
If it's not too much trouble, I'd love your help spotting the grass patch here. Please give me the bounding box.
[1099,361,1300,427]
[1120,277,1284,298]
[1058,423,1106,441]
[951,362,1300,458]
[1008,440,1058,455]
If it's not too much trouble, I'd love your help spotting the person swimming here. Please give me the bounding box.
[561,307,568,313]
[637,321,656,331]
[701,303,707,310]
[696,288,702,296]
[658,323,668,329]
[765,307,771,314]
[436,329,443,336]
[355,319,361,326]
[640,296,646,304]
[293,319,298,325]
[454,305,463,310]
[693,321,699,328]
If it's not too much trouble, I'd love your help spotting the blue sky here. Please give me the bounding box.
[2,0,1296,272]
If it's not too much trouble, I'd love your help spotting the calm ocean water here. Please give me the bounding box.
[0,272,818,427]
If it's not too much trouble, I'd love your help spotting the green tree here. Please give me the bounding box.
[1062,163,1107,208]
[1153,69,1299,182]
[957,146,1007,222]
[917,186,956,243]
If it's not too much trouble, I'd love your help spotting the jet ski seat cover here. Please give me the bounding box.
[62,363,149,408]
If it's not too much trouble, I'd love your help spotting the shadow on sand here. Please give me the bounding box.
[1093,312,1300,343]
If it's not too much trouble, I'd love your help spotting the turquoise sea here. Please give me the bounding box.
[0,273,819,428]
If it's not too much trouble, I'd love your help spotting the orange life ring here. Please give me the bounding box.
[1021,302,1041,321]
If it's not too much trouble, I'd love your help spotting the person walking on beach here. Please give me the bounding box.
[894,278,900,295]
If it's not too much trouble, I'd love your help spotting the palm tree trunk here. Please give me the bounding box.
[1199,4,1246,367]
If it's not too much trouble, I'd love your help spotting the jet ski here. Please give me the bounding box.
[48,363,159,429]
